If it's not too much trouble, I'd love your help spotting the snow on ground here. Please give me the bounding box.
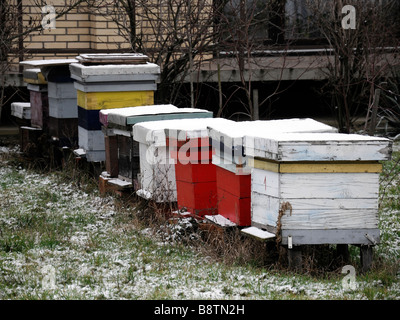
[0,144,400,300]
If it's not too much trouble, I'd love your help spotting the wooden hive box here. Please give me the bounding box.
[69,56,160,162]
[99,105,180,189]
[46,65,78,148]
[20,59,78,147]
[132,117,233,208]
[244,131,392,247]
[28,84,49,129]
[23,69,48,129]
[23,68,47,85]
[11,102,31,122]
[100,105,213,192]
[207,118,338,227]
[19,126,42,155]
[20,59,79,148]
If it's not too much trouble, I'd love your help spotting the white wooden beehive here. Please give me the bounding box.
[244,132,392,246]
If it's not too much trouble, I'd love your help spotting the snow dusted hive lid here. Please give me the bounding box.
[101,104,212,127]
[20,58,78,68]
[100,105,178,127]
[208,118,338,164]
[11,102,31,120]
[69,62,160,83]
[76,53,149,65]
[208,118,337,143]
[244,132,392,162]
[132,117,234,146]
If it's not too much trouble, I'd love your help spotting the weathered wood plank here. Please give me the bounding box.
[280,172,379,199]
[249,158,382,173]
[251,193,378,230]
[281,208,378,229]
[48,81,76,99]
[245,132,392,161]
[69,62,160,83]
[241,226,275,241]
[78,126,105,151]
[23,68,47,85]
[76,53,149,65]
[138,142,177,202]
[74,80,156,93]
[77,90,154,110]
[280,198,378,210]
[49,97,77,119]
[281,229,380,245]
[251,191,281,228]
[20,59,78,67]
[251,169,280,197]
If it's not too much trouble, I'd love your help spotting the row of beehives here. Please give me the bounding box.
[11,54,392,252]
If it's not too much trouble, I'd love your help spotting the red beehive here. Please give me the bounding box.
[169,136,218,217]
[215,164,251,226]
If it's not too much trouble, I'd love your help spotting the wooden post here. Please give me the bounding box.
[336,244,350,263]
[253,89,259,120]
[288,246,302,272]
[360,245,373,273]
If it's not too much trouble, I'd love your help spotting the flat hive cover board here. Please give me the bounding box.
[99,105,177,127]
[208,118,338,141]
[76,53,149,65]
[132,117,235,146]
[102,104,178,127]
[20,59,78,67]
[103,105,213,127]
[69,62,160,82]
[244,132,392,162]
[208,118,338,165]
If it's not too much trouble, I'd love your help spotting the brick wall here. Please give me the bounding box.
[6,0,215,73]
[22,0,130,54]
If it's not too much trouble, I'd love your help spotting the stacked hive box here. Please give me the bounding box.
[243,131,391,250]
[10,102,34,152]
[69,53,160,162]
[11,102,31,123]
[207,118,338,227]
[99,104,213,191]
[132,118,233,210]
[20,59,78,147]
[22,69,48,129]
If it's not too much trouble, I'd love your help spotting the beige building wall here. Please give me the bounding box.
[18,0,131,66]
[7,0,214,75]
